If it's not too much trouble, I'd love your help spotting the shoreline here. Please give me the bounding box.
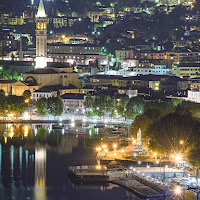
[0,119,133,125]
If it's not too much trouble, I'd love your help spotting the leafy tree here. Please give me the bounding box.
[23,90,31,100]
[126,97,145,118]
[0,89,5,96]
[117,96,129,119]
[147,111,197,154]
[181,101,200,118]
[48,96,63,116]
[6,96,28,117]
[171,98,182,107]
[36,98,48,116]
[84,93,118,117]
[144,99,174,116]
[11,54,15,61]
[131,108,161,139]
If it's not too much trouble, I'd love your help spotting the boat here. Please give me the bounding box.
[94,124,105,128]
[52,124,65,129]
[112,129,121,134]
[73,131,88,136]
[171,177,191,187]
[187,183,200,190]
[83,124,89,127]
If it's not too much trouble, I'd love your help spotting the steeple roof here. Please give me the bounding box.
[36,0,46,18]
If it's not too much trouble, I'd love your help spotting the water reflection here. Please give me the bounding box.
[0,123,196,200]
[34,146,46,200]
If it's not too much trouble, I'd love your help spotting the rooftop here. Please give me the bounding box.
[47,62,71,68]
[48,43,100,47]
[61,93,85,100]
[36,84,78,92]
[0,79,17,83]
[25,68,58,74]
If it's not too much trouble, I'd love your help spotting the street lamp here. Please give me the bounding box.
[179,140,184,145]
[113,144,117,151]
[105,149,108,155]
[175,154,181,162]
[96,147,102,155]
[174,185,182,196]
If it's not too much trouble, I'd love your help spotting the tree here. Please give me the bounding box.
[11,54,15,61]
[36,98,48,116]
[6,96,28,117]
[84,93,118,118]
[187,148,200,183]
[147,111,197,154]
[0,89,5,96]
[48,96,63,116]
[126,97,145,118]
[23,90,31,100]
[117,96,129,119]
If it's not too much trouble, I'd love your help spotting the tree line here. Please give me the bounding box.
[36,96,64,116]
[131,98,200,169]
[84,93,182,119]
[0,89,64,118]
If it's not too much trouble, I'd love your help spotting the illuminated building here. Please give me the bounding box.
[35,0,48,68]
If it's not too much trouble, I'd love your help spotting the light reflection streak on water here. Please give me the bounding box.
[19,146,22,173]
[0,143,1,173]
[25,150,28,168]
[10,145,14,177]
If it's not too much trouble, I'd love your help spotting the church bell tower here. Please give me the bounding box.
[35,0,47,68]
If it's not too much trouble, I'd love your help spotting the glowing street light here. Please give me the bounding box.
[96,147,102,152]
[113,144,117,151]
[156,160,159,164]
[175,154,181,162]
[174,186,182,195]
[96,165,101,170]
[179,140,184,145]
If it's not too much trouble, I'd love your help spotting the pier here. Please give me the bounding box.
[68,165,175,198]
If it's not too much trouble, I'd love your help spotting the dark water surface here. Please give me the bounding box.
[0,123,197,200]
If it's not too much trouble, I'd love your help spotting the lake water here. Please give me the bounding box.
[0,123,197,200]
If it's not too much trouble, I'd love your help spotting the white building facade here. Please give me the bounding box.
[32,91,57,101]
[187,90,200,103]
[102,65,177,77]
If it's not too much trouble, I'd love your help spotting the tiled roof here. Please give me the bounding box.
[61,93,85,100]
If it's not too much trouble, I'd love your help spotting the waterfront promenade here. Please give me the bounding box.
[68,165,183,198]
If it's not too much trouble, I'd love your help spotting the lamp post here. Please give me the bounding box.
[113,144,117,151]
